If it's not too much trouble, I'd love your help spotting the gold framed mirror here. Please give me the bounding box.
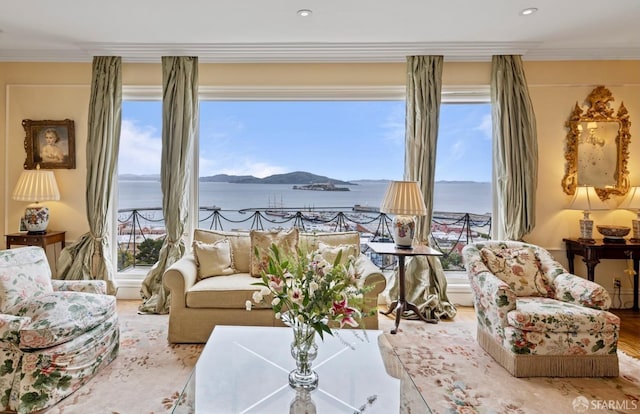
[562,86,631,200]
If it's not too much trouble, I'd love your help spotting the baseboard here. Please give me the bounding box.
[115,278,143,300]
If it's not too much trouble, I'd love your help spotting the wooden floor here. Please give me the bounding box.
[454,306,640,359]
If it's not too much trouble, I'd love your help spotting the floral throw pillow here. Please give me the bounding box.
[250,228,299,277]
[192,239,235,279]
[480,247,552,297]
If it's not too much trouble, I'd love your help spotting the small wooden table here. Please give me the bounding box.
[367,242,443,334]
[6,231,66,250]
[563,237,640,311]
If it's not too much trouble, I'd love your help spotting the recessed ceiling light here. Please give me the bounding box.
[520,7,538,16]
[297,9,312,17]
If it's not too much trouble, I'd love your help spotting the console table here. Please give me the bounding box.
[563,238,640,311]
[367,242,442,334]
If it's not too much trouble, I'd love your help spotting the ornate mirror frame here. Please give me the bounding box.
[562,86,631,200]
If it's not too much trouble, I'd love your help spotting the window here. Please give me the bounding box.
[114,87,492,275]
[117,100,163,272]
[433,101,492,270]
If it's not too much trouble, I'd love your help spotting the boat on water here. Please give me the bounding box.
[353,204,379,213]
[292,183,349,191]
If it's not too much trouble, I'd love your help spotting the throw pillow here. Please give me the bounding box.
[480,247,552,297]
[192,239,235,279]
[250,228,299,277]
[0,247,54,313]
[317,242,358,265]
[193,229,251,273]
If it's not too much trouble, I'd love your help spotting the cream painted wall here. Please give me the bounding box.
[1,60,639,304]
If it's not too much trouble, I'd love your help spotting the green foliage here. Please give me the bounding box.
[135,238,164,265]
[117,249,134,270]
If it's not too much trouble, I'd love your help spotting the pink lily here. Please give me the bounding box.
[331,297,360,328]
[268,275,284,292]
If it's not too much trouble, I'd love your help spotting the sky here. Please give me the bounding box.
[119,100,491,182]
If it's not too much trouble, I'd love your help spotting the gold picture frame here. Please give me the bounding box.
[22,119,76,169]
[561,86,631,200]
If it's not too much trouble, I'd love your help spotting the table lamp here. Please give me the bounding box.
[618,186,640,242]
[380,180,427,249]
[566,185,607,242]
[12,166,60,234]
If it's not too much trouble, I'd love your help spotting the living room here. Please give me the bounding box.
[1,2,640,413]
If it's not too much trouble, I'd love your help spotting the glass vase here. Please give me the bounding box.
[288,318,319,390]
[289,389,317,414]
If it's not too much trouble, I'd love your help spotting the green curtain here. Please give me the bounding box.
[139,56,198,314]
[389,55,457,320]
[491,56,538,240]
[56,56,121,295]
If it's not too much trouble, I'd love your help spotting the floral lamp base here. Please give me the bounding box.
[24,203,50,235]
[391,215,416,249]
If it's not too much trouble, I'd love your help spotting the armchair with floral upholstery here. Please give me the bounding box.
[462,240,619,377]
[0,246,119,413]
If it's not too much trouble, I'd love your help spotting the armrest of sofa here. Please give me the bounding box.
[553,272,612,310]
[354,254,386,310]
[163,254,198,310]
[464,254,516,331]
[51,280,107,295]
[0,314,31,345]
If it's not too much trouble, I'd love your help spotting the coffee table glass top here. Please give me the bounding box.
[172,326,430,414]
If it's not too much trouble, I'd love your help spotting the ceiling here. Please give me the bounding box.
[1,0,640,62]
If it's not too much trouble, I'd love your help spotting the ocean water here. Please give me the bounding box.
[118,180,492,215]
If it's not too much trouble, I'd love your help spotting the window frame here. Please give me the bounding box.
[115,84,493,279]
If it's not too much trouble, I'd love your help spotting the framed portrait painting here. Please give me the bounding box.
[22,119,76,169]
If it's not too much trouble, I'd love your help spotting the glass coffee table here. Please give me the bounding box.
[172,326,430,413]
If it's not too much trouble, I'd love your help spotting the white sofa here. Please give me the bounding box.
[163,229,386,343]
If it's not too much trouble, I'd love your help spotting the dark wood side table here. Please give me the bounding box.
[6,231,66,250]
[563,238,640,311]
[5,231,66,272]
[367,241,443,334]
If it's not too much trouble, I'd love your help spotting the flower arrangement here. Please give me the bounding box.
[250,244,373,339]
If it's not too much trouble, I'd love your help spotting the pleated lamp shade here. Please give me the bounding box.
[12,167,60,234]
[380,181,427,216]
[380,181,427,248]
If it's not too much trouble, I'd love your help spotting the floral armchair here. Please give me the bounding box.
[0,246,119,413]
[462,240,619,377]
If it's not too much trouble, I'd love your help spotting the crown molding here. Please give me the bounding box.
[0,41,639,63]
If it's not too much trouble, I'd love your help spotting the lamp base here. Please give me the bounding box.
[579,218,594,241]
[23,203,50,234]
[631,219,640,242]
[391,215,416,249]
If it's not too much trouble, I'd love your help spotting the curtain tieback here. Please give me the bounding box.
[166,238,179,247]
[90,233,103,242]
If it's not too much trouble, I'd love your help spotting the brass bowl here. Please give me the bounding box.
[596,225,631,238]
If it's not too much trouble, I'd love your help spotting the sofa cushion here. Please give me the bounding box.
[0,247,54,313]
[299,231,360,256]
[186,273,273,309]
[317,242,358,265]
[250,228,299,277]
[193,229,251,273]
[480,247,552,297]
[192,239,235,279]
[508,297,620,334]
[8,291,116,349]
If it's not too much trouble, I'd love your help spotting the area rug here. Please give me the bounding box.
[379,316,640,414]
[47,300,203,414]
[46,301,639,413]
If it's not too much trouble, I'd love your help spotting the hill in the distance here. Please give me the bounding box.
[200,171,355,185]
